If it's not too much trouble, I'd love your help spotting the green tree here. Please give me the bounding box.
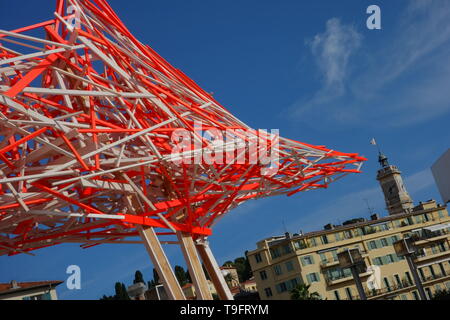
[175,265,189,286]
[153,268,160,284]
[133,270,145,284]
[113,282,130,300]
[243,252,253,281]
[432,289,450,300]
[290,283,321,300]
[202,263,211,281]
[121,283,130,300]
[223,261,234,267]
[147,268,162,289]
[224,255,252,283]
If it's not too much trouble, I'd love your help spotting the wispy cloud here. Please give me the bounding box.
[404,167,435,195]
[309,18,362,92]
[289,0,450,128]
[293,18,362,119]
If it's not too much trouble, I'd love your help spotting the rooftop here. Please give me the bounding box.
[261,200,447,247]
[0,280,63,296]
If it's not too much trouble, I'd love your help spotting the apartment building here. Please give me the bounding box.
[247,153,450,300]
[0,280,63,300]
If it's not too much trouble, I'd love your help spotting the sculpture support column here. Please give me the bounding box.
[196,239,234,300]
[177,231,213,300]
[138,226,185,300]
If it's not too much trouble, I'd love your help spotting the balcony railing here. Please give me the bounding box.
[320,258,339,268]
[414,244,450,261]
[420,272,449,283]
[365,280,414,298]
[325,270,370,286]
[365,273,450,299]
[411,228,450,242]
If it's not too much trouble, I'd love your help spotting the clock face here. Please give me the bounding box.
[383,182,398,197]
[388,183,398,195]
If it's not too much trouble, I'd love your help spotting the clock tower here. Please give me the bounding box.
[376,152,414,215]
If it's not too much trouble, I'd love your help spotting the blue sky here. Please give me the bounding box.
[0,0,449,299]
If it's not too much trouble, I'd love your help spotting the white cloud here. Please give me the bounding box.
[291,18,362,120]
[289,1,450,128]
[309,18,362,90]
[404,167,435,195]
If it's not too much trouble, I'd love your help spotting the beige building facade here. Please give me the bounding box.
[247,154,450,300]
[182,280,217,299]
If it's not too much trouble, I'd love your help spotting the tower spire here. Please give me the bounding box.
[371,140,414,215]
[370,138,389,168]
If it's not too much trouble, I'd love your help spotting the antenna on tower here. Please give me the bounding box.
[370,138,389,168]
[363,198,374,215]
[370,137,381,154]
[282,220,288,234]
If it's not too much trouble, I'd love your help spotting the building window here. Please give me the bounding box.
[260,270,268,280]
[431,245,438,255]
[301,255,314,266]
[283,244,292,255]
[319,253,327,262]
[255,253,262,263]
[285,260,294,272]
[385,254,394,264]
[345,287,353,300]
[293,240,307,250]
[309,238,317,247]
[445,282,450,290]
[288,278,299,290]
[440,263,447,276]
[405,272,413,285]
[270,247,281,259]
[335,233,341,241]
[333,290,341,300]
[23,293,51,300]
[275,282,288,293]
[373,257,383,266]
[390,235,399,244]
[321,235,329,245]
[400,294,408,300]
[306,272,320,284]
[325,267,351,282]
[331,250,338,262]
[274,264,283,276]
[425,288,433,300]
[419,268,426,282]
[380,238,388,247]
[429,265,436,278]
[368,240,378,250]
[412,291,420,300]
[264,287,273,297]
[393,274,401,287]
[384,277,391,291]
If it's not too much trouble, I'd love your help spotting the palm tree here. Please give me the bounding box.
[431,289,450,300]
[290,283,321,300]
